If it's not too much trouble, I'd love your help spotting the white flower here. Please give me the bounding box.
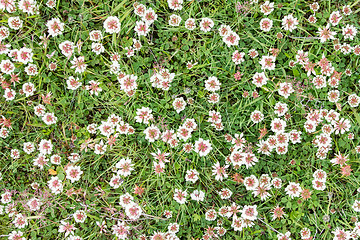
[143,125,161,142]
[46,18,64,37]
[115,158,134,177]
[67,76,82,90]
[22,82,36,97]
[169,14,182,26]
[8,16,23,30]
[199,18,214,32]
[73,210,87,223]
[103,16,121,34]
[190,190,205,202]
[48,176,63,194]
[42,112,57,125]
[173,97,186,113]
[282,14,299,32]
[259,18,273,32]
[285,182,302,198]
[194,138,212,157]
[205,76,221,92]
[352,200,360,212]
[125,202,143,220]
[173,189,187,204]
[65,165,83,183]
[241,205,258,221]
[259,55,276,70]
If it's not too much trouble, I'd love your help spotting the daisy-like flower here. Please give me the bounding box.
[135,107,154,124]
[282,14,299,32]
[50,154,61,165]
[73,210,87,223]
[205,209,217,221]
[299,228,311,239]
[8,230,26,240]
[168,223,179,234]
[219,24,231,36]
[278,82,294,99]
[205,76,221,92]
[271,206,285,221]
[274,102,288,116]
[241,205,258,221]
[342,5,352,15]
[143,125,161,142]
[23,142,35,154]
[212,162,229,181]
[115,158,134,177]
[112,221,130,239]
[142,7,157,24]
[104,16,121,34]
[252,72,268,87]
[190,190,205,202]
[111,180,125,194]
[332,228,350,240]
[173,97,186,113]
[285,182,302,199]
[38,139,53,155]
[1,191,12,204]
[342,24,357,40]
[65,165,83,183]
[223,31,240,47]
[0,59,15,74]
[317,24,336,43]
[24,63,38,75]
[59,41,74,58]
[270,118,286,133]
[22,82,36,97]
[173,189,187,204]
[134,20,150,36]
[70,56,87,74]
[13,213,28,229]
[194,138,212,157]
[169,14,182,26]
[168,0,183,10]
[42,112,57,125]
[8,16,23,30]
[48,176,63,194]
[260,1,274,15]
[329,11,342,26]
[59,220,77,237]
[94,140,107,154]
[0,26,10,41]
[125,202,143,220]
[259,18,273,32]
[277,231,291,240]
[46,18,64,37]
[185,169,199,183]
[67,76,82,90]
[312,179,326,191]
[199,18,214,32]
[250,110,264,123]
[352,200,360,212]
[271,177,282,189]
[185,18,196,30]
[89,30,103,41]
[327,90,340,103]
[91,42,104,55]
[218,188,232,199]
[332,118,351,135]
[85,80,102,96]
[259,55,276,70]
[232,50,245,65]
[348,94,360,107]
